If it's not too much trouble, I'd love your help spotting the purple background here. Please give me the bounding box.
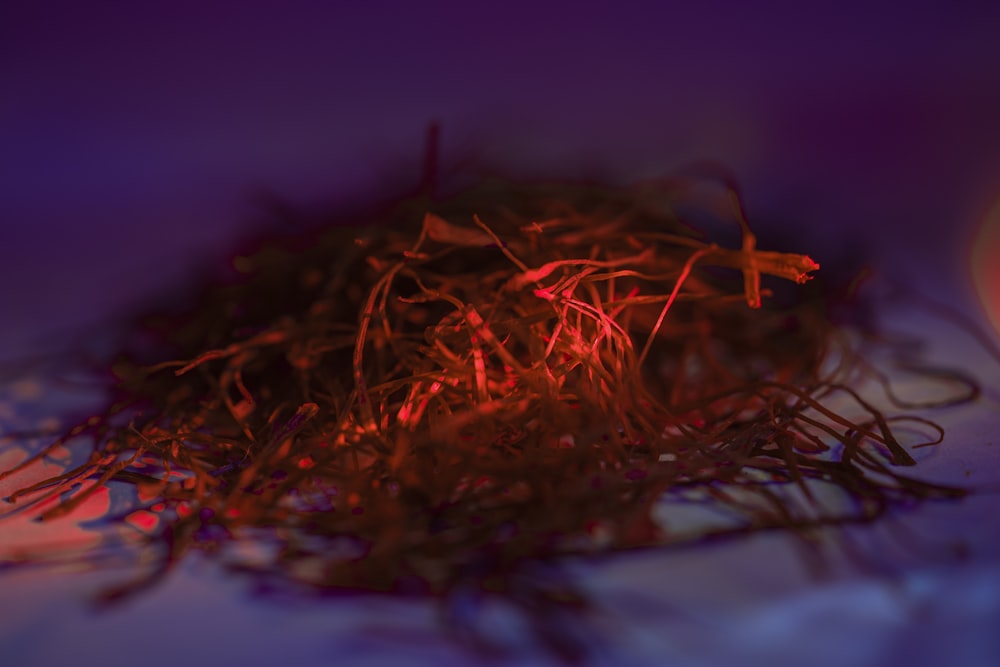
[2,1,1000,347]
[3,4,1000,665]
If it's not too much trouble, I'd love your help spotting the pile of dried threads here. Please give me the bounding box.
[1,176,970,604]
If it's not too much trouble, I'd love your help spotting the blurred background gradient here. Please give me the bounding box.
[3,0,1000,356]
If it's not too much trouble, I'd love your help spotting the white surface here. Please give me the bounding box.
[2,298,999,667]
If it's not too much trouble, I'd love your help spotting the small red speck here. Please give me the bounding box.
[224,507,241,518]
[151,502,166,512]
[347,492,361,506]
[298,456,315,470]
[125,511,158,532]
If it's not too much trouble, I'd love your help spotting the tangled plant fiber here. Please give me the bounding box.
[1,175,971,637]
